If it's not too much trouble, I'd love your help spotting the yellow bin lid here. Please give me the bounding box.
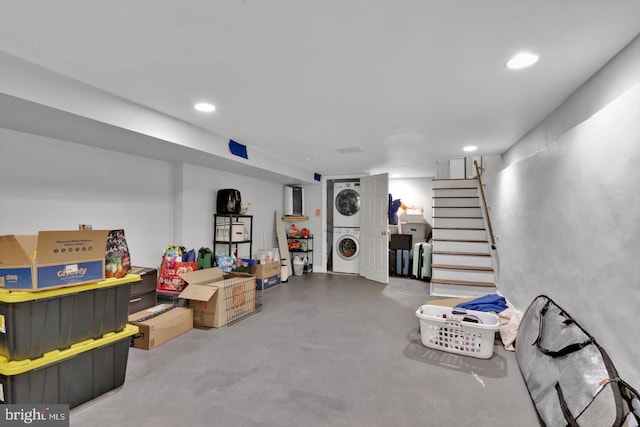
[0,324,139,376]
[0,274,141,303]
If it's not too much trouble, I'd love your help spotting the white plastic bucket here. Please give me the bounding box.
[293,257,304,276]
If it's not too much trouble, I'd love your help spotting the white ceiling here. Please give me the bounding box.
[1,0,639,178]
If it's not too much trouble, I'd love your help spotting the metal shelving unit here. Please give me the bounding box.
[287,235,313,273]
[213,214,253,259]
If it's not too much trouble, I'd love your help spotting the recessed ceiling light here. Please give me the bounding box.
[194,102,216,112]
[506,52,539,69]
[463,146,478,152]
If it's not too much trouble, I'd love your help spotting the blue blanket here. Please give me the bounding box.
[455,294,508,313]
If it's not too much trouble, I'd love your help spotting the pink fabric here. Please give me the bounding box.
[498,308,524,351]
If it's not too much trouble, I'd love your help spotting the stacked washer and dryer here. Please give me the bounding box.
[332,180,361,274]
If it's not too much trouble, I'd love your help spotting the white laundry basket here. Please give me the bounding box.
[415,305,500,359]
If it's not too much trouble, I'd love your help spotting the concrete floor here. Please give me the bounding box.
[71,273,540,427]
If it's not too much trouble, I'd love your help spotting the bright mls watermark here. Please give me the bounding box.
[2,405,69,426]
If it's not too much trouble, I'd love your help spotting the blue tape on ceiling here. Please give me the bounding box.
[229,140,248,159]
[314,173,322,182]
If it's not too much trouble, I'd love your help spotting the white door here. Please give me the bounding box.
[359,173,389,284]
[449,157,466,179]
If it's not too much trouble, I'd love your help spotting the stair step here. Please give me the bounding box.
[432,264,493,272]
[430,278,496,288]
[432,178,476,181]
[433,197,479,208]
[433,216,483,219]
[432,196,479,199]
[430,279,497,298]
[432,215,484,227]
[433,187,477,190]
[433,227,485,230]
[432,240,490,253]
[433,210,482,218]
[433,207,482,217]
[432,179,477,189]
[432,238,488,243]
[433,251,490,256]
[433,228,487,240]
[432,252,493,268]
[432,217,484,228]
[432,265,495,282]
[433,188,478,197]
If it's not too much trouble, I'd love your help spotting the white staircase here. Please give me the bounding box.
[430,178,496,297]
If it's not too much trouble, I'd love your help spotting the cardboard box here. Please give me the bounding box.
[128,304,193,350]
[250,260,281,290]
[250,260,280,279]
[215,222,245,242]
[255,275,281,291]
[0,230,109,291]
[178,268,256,328]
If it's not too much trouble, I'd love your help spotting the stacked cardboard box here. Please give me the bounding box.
[0,230,110,291]
[127,267,259,349]
[250,261,281,291]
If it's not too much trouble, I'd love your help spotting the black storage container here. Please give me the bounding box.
[390,234,413,250]
[0,324,137,408]
[0,275,138,361]
[128,267,157,314]
[216,189,241,214]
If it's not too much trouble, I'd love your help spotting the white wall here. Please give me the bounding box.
[301,183,323,272]
[177,162,288,259]
[0,128,173,268]
[477,155,503,187]
[489,35,640,386]
[389,177,434,226]
[0,127,325,272]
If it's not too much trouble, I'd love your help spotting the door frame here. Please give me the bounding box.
[321,174,366,274]
[322,173,389,280]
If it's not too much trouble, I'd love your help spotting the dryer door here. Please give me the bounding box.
[335,188,361,217]
[336,234,360,261]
